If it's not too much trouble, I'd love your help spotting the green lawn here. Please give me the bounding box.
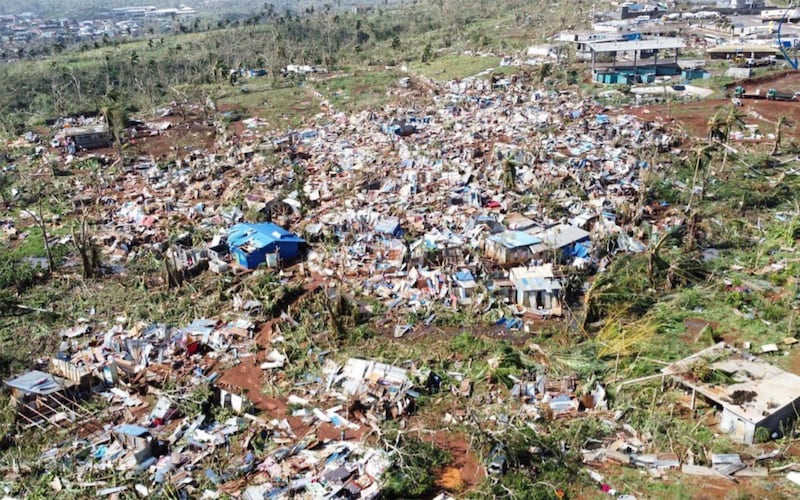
[410,54,502,81]
[314,69,407,113]
[217,84,321,129]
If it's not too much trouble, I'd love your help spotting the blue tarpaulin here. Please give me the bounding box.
[455,270,475,282]
[227,223,306,269]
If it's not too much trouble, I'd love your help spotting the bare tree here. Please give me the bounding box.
[71,214,101,279]
[772,115,790,156]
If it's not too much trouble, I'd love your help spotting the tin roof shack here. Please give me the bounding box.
[63,124,112,150]
[374,216,403,238]
[509,265,563,317]
[527,224,591,263]
[114,424,161,464]
[4,370,78,428]
[663,342,800,444]
[453,269,478,305]
[706,44,781,61]
[485,231,542,266]
[227,222,306,269]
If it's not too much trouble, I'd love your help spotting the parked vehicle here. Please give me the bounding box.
[766,88,799,101]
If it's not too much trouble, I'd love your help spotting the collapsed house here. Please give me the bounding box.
[663,342,800,444]
[4,370,80,428]
[62,124,112,150]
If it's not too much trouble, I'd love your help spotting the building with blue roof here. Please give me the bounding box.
[485,230,542,265]
[226,223,306,270]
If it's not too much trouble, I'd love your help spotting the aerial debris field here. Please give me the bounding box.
[2,1,800,499]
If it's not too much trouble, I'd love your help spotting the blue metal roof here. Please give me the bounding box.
[4,370,64,395]
[487,231,541,249]
[227,223,305,249]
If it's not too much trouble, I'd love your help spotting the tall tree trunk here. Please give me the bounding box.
[687,152,703,212]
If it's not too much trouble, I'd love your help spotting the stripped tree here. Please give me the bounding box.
[71,214,101,279]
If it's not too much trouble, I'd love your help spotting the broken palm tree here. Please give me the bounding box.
[71,215,101,279]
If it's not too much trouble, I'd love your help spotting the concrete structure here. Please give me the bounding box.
[63,124,111,150]
[557,31,641,61]
[453,269,478,305]
[509,264,562,316]
[663,342,800,444]
[586,37,686,84]
[226,223,306,269]
[729,0,765,8]
[706,44,781,60]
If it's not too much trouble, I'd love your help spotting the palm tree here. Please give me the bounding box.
[721,106,746,142]
[707,112,725,143]
[687,144,714,212]
[538,62,553,83]
[772,115,789,156]
[710,106,746,176]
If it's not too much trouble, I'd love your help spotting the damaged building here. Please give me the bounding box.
[663,342,800,444]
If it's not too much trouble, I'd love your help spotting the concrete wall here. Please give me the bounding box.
[758,399,800,441]
[720,408,755,444]
[721,398,800,444]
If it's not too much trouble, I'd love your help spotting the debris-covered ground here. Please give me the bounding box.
[3,18,800,500]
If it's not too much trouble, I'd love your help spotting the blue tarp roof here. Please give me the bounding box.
[454,270,475,282]
[227,223,305,249]
[115,424,150,437]
[488,231,541,249]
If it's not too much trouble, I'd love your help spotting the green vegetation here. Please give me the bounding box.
[2,1,800,499]
[382,436,452,498]
[410,54,501,81]
[318,69,407,113]
[217,84,321,127]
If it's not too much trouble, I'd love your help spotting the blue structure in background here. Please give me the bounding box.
[778,8,799,70]
[227,223,306,269]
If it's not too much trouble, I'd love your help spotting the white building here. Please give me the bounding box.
[664,343,800,444]
[509,264,562,316]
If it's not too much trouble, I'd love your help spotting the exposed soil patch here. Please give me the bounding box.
[216,361,288,416]
[624,98,800,140]
[427,430,484,491]
[682,317,720,344]
[730,70,800,92]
